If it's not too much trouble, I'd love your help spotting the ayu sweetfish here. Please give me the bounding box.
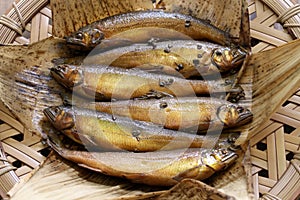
[44,106,224,152]
[47,131,238,186]
[78,97,253,132]
[65,10,233,49]
[83,40,247,78]
[50,64,238,100]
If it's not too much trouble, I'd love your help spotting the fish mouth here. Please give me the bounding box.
[236,109,253,126]
[50,67,65,80]
[221,151,238,162]
[231,49,247,66]
[43,107,59,123]
[65,36,88,47]
[220,151,238,169]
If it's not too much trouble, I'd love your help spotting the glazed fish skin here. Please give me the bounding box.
[43,106,219,151]
[65,11,232,48]
[50,64,234,100]
[48,132,238,186]
[84,40,247,78]
[81,97,253,131]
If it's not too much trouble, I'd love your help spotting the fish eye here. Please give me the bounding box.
[221,149,228,155]
[214,49,223,56]
[91,29,103,44]
[58,65,67,72]
[54,107,61,114]
[75,32,84,40]
[236,107,244,113]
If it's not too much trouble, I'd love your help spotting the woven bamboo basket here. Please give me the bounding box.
[0,0,299,199]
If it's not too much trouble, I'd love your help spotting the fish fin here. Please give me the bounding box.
[226,84,245,103]
[60,89,93,106]
[81,86,109,101]
[77,164,103,173]
[51,58,66,65]
[134,90,174,100]
[173,166,200,182]
[46,131,66,156]
[92,38,134,52]
[136,64,166,73]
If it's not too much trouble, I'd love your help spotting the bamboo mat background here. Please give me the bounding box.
[0,0,299,199]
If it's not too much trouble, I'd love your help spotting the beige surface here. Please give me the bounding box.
[0,0,14,15]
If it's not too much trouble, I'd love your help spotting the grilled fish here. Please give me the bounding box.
[50,64,236,100]
[83,40,246,78]
[44,106,222,151]
[47,131,238,186]
[78,97,253,131]
[65,11,233,49]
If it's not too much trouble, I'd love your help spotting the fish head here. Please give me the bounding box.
[50,64,83,88]
[217,104,253,127]
[44,106,75,131]
[212,47,247,72]
[201,147,238,171]
[65,27,104,47]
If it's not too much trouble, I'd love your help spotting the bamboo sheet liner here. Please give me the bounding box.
[0,0,299,199]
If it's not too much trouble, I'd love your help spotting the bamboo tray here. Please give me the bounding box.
[0,0,299,199]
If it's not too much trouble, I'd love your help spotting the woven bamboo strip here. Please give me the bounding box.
[0,111,24,133]
[261,0,300,38]
[0,129,20,141]
[258,177,277,188]
[274,128,286,179]
[2,143,40,169]
[14,166,31,177]
[0,142,19,199]
[261,159,300,199]
[0,124,11,133]
[267,134,277,180]
[0,0,48,44]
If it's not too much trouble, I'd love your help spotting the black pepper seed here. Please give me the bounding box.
[185,20,191,27]
[159,102,168,109]
[132,130,141,141]
[175,63,184,71]
[159,80,165,87]
[159,78,174,87]
[193,59,200,66]
[164,48,170,53]
[197,45,202,49]
[197,54,203,58]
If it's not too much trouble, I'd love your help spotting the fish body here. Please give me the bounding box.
[50,64,235,100]
[65,11,233,48]
[43,106,221,151]
[84,40,246,78]
[47,132,238,186]
[80,97,253,131]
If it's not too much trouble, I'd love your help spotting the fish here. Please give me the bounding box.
[83,40,247,78]
[65,11,233,49]
[43,106,225,151]
[47,131,238,186]
[77,97,253,131]
[50,64,238,100]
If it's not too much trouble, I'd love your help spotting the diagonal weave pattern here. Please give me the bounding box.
[249,0,300,199]
[0,0,299,199]
[250,90,300,199]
